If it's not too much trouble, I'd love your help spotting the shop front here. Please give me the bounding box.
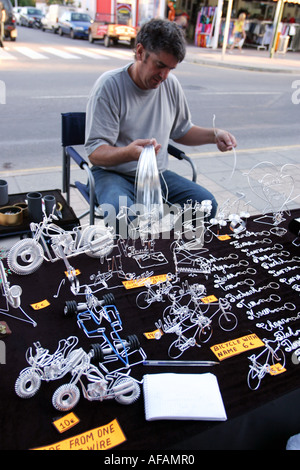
[173,0,300,51]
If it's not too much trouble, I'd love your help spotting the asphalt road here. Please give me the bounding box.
[0,25,299,174]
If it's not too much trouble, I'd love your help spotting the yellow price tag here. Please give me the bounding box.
[270,363,286,375]
[211,334,265,361]
[201,295,218,303]
[65,269,81,278]
[32,418,126,450]
[143,329,163,340]
[218,235,231,241]
[53,413,80,434]
[122,273,170,290]
[30,299,50,310]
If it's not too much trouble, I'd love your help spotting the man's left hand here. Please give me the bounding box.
[215,130,237,152]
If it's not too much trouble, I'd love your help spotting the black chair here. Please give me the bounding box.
[61,112,198,225]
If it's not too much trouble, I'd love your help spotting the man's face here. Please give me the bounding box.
[134,44,179,90]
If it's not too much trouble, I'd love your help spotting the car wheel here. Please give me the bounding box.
[104,35,110,47]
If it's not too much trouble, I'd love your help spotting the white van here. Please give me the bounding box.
[41,4,76,33]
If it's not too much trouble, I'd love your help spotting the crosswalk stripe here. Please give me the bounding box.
[64,46,108,59]
[15,46,49,59]
[0,48,17,60]
[91,47,133,60]
[0,45,133,61]
[40,46,80,59]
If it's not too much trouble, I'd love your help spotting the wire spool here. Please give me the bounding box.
[0,206,23,226]
[134,145,164,226]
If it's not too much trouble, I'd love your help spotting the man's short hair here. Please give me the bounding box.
[136,18,186,63]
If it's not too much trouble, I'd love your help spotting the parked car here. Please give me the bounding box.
[19,7,43,28]
[1,0,17,41]
[88,14,136,47]
[41,4,76,34]
[58,11,92,39]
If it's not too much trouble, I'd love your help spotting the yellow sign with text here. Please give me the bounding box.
[30,299,50,310]
[52,412,80,434]
[201,295,218,304]
[122,274,170,290]
[143,328,163,340]
[210,334,264,361]
[270,363,286,375]
[32,419,126,450]
[65,269,81,278]
[218,235,231,241]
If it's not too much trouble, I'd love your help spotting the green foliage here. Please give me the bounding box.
[18,0,35,6]
[17,0,74,5]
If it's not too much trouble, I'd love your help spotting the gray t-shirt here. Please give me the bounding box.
[85,63,193,175]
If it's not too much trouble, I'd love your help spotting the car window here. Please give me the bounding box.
[70,13,91,22]
[27,8,42,15]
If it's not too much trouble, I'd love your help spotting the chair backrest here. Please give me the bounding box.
[61,112,86,147]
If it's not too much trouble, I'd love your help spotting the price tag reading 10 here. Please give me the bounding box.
[53,413,80,433]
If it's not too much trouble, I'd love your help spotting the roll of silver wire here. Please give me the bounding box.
[134,145,164,227]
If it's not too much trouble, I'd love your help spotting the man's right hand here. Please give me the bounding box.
[128,138,161,160]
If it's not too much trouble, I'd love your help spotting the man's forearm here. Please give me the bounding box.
[174,125,236,152]
[174,126,216,147]
[88,144,132,167]
[88,138,162,167]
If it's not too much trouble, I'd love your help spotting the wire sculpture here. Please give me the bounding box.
[0,260,36,327]
[244,162,300,230]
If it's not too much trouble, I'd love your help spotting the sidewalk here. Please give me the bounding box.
[1,142,299,249]
[1,45,300,250]
[185,44,300,73]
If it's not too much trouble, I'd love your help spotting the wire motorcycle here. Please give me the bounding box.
[7,213,115,276]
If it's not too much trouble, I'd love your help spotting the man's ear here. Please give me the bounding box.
[135,43,144,61]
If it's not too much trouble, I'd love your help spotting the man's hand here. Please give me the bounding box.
[128,138,161,160]
[214,129,237,152]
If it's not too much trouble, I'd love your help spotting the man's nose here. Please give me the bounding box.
[159,68,170,80]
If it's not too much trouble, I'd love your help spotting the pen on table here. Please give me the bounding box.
[143,360,220,367]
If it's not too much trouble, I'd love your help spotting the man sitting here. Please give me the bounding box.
[85,18,236,233]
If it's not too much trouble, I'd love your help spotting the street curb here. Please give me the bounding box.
[185,49,300,74]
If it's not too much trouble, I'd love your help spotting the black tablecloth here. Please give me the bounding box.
[0,210,300,451]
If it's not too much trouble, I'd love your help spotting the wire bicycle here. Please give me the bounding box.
[247,338,286,390]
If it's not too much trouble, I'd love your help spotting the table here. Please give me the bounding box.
[0,189,79,238]
[0,209,299,451]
